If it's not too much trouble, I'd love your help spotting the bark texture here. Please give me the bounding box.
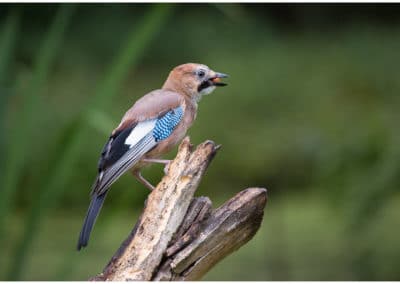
[92,137,267,281]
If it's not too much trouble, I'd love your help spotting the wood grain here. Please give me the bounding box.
[91,138,267,281]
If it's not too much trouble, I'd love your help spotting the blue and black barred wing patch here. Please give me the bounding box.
[153,106,184,142]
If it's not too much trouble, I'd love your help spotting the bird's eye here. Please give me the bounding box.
[197,69,206,78]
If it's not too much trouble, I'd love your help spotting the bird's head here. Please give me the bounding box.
[162,63,228,101]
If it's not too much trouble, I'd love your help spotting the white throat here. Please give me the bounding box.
[194,85,216,102]
[200,85,216,95]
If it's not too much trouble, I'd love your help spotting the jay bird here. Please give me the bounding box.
[77,63,228,250]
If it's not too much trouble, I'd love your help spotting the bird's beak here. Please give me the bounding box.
[210,72,228,87]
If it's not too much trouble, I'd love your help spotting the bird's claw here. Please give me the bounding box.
[163,161,171,175]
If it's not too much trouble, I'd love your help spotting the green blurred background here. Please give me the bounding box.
[1,3,400,281]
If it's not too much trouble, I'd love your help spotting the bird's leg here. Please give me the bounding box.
[133,170,155,191]
[142,158,170,164]
[142,158,171,175]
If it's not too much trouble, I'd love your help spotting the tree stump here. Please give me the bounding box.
[91,137,267,281]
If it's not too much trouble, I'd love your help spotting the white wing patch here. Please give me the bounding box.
[124,119,157,148]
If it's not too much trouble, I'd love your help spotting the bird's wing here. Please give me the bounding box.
[92,92,184,196]
[113,89,183,135]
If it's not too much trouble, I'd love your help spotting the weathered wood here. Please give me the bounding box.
[153,187,267,281]
[96,137,219,281]
[166,197,212,258]
[92,138,267,281]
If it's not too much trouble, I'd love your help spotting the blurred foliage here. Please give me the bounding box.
[0,3,399,281]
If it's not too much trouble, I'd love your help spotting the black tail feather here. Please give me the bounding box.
[77,193,107,250]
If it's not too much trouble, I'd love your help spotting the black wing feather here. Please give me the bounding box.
[93,133,157,196]
[98,124,137,171]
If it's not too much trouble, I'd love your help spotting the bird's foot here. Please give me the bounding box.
[163,161,171,175]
